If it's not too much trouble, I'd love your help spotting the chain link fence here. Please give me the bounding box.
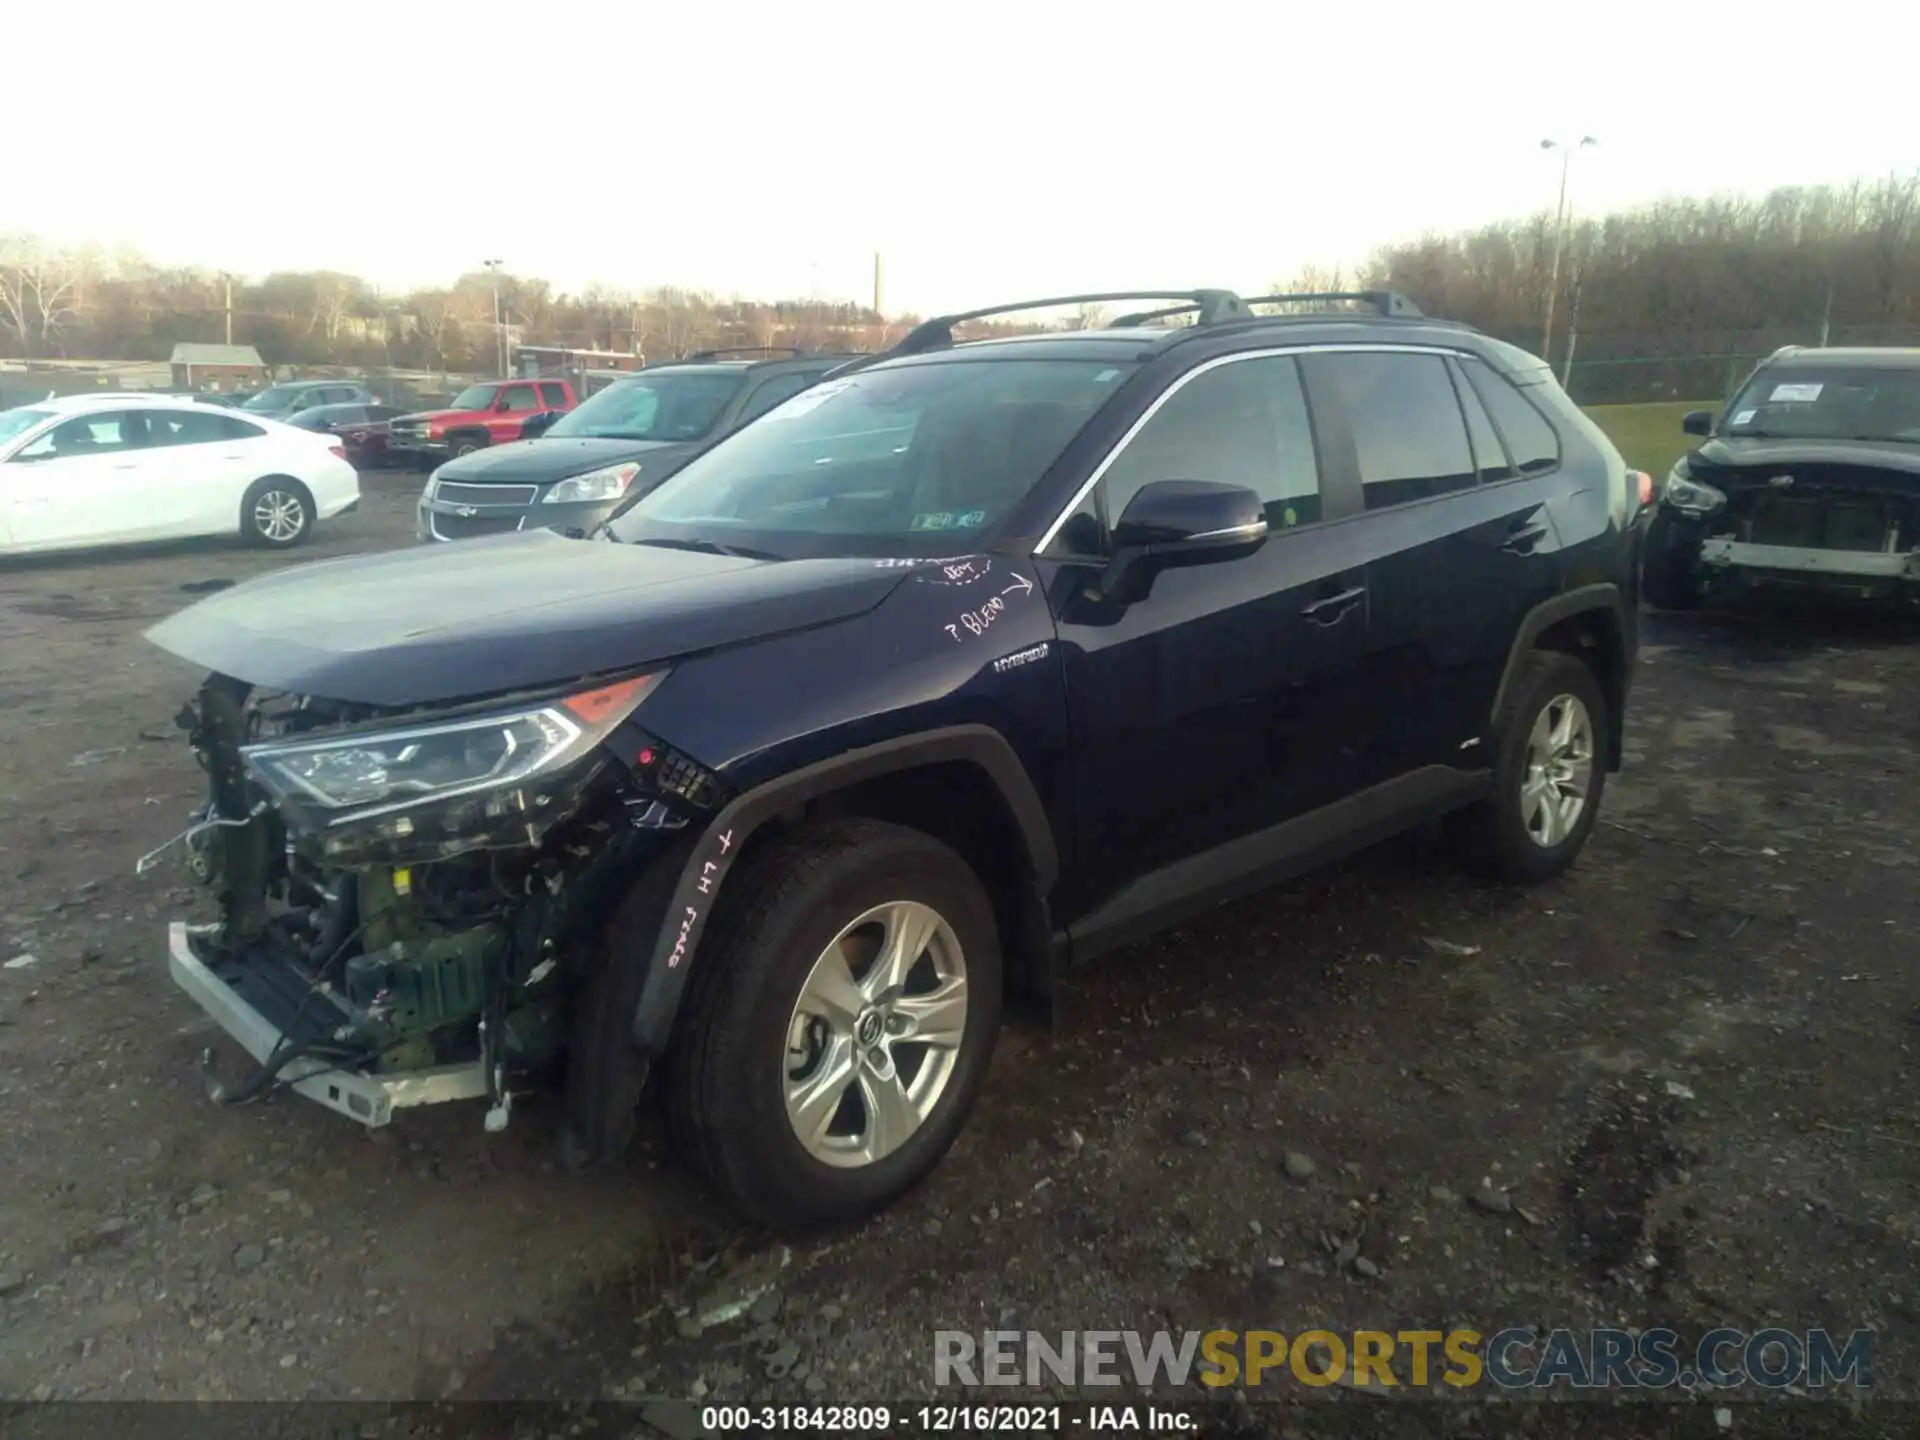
[1540,325,1920,406]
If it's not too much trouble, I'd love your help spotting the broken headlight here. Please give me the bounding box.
[1662,459,1726,517]
[242,672,667,863]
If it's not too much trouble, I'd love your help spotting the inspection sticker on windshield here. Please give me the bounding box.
[763,379,854,420]
[1769,382,1823,403]
[1731,409,1757,426]
[911,512,954,531]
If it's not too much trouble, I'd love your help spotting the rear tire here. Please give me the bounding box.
[1451,650,1609,885]
[663,818,1002,1231]
[240,477,314,549]
[1641,511,1702,611]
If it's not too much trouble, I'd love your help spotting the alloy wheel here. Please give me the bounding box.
[1520,692,1594,848]
[253,490,306,543]
[782,900,969,1169]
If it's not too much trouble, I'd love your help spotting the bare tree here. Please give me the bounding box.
[0,235,83,355]
[1071,302,1107,330]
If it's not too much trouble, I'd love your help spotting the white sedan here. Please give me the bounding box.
[0,394,360,557]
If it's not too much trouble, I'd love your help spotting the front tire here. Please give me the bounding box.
[240,477,314,549]
[449,433,487,459]
[664,818,1002,1231]
[1452,650,1609,884]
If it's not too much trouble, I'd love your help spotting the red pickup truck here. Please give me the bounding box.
[386,378,576,465]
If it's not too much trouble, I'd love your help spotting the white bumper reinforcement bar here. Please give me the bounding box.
[1699,539,1920,580]
[167,920,487,1127]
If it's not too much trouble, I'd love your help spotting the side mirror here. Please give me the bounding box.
[520,410,561,439]
[1682,409,1714,437]
[1093,480,1268,605]
[495,395,515,412]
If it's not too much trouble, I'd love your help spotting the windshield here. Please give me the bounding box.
[608,358,1135,557]
[550,372,744,442]
[241,387,303,412]
[0,408,52,446]
[446,385,500,411]
[1724,366,1920,444]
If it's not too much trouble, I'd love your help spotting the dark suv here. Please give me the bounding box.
[144,288,1646,1231]
[1644,346,1920,610]
[415,349,860,543]
[237,380,378,420]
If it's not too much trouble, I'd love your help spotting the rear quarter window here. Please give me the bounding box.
[1461,358,1561,475]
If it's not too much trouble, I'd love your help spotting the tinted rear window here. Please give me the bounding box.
[1309,352,1476,509]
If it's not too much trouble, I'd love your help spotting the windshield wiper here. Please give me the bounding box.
[628,536,785,561]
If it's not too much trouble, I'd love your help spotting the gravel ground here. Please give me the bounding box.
[1,472,1915,1434]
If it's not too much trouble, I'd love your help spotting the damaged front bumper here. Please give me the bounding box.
[168,920,487,1127]
[147,667,727,1144]
[1698,537,1920,602]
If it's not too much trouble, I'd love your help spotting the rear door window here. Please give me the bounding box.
[538,382,570,408]
[1307,352,1477,510]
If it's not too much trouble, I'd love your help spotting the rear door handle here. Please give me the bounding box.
[1501,521,1550,554]
[1301,584,1366,625]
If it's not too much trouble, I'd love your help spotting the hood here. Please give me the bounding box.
[1694,436,1920,482]
[433,436,691,486]
[145,529,909,707]
[392,408,475,425]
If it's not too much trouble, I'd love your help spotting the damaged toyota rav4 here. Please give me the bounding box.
[1645,346,1920,609]
[144,288,1645,1230]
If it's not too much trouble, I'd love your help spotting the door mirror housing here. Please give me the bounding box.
[1681,409,1714,437]
[494,393,516,413]
[1093,480,1268,605]
[520,410,562,439]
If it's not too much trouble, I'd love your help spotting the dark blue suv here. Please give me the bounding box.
[145,288,1647,1229]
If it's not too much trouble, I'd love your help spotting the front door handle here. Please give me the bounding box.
[1501,521,1550,554]
[1301,584,1366,625]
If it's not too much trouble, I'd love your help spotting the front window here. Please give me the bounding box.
[608,358,1134,557]
[551,372,745,443]
[0,408,52,448]
[447,384,501,411]
[241,386,303,412]
[1724,366,1920,444]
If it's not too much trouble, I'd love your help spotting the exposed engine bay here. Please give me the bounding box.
[154,669,719,1133]
[1681,463,1920,601]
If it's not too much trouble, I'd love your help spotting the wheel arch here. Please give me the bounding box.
[1491,583,1630,770]
[628,725,1058,1056]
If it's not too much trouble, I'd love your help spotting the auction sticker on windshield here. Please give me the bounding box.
[1769,383,1823,403]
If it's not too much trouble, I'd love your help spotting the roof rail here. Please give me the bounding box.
[1242,290,1425,319]
[894,290,1252,356]
[685,346,809,361]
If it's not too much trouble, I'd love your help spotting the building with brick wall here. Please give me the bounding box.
[170,343,269,392]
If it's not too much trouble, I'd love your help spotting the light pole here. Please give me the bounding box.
[483,258,505,377]
[1539,136,1596,364]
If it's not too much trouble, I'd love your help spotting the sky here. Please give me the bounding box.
[8,1,1913,317]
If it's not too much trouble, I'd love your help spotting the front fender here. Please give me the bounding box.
[628,723,1057,1054]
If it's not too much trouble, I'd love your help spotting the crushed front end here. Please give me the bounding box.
[1661,457,1920,604]
[151,668,721,1133]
